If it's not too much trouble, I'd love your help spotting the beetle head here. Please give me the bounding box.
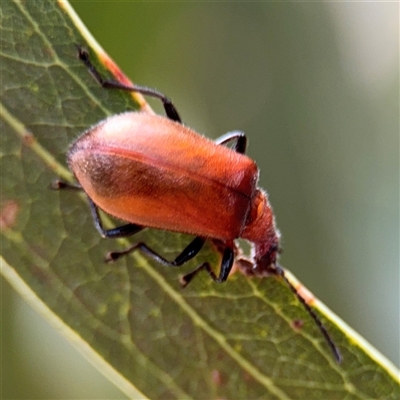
[241,189,281,271]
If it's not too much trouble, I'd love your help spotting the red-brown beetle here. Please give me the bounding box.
[56,47,341,363]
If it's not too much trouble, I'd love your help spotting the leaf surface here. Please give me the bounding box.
[1,1,399,399]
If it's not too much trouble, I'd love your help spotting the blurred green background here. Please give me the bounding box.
[3,2,398,398]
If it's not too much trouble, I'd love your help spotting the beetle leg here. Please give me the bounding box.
[215,131,247,154]
[51,180,142,237]
[180,246,234,287]
[77,47,181,123]
[105,236,206,264]
[50,179,82,190]
[87,199,144,239]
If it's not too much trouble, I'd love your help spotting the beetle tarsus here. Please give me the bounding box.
[181,246,234,287]
[180,263,218,287]
[49,179,81,191]
[215,131,247,154]
[105,251,124,263]
[163,99,181,122]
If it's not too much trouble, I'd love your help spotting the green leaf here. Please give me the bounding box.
[1,1,399,399]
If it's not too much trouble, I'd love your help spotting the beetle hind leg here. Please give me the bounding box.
[87,199,144,239]
[50,179,82,191]
[77,47,181,123]
[52,179,143,238]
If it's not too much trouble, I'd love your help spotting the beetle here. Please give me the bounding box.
[55,47,341,363]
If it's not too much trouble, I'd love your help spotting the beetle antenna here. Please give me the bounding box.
[274,263,342,363]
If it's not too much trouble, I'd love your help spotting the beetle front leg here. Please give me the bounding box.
[215,131,247,154]
[180,246,234,287]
